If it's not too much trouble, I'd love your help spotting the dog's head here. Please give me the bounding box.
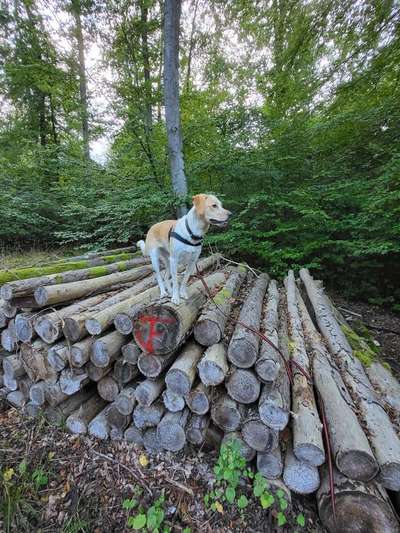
[192,194,232,226]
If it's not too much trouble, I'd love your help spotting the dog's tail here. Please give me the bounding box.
[136,239,147,256]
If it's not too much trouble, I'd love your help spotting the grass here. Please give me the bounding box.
[0,246,79,270]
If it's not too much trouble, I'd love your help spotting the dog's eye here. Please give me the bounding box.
[212,204,218,208]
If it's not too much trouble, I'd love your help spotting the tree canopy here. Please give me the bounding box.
[0,0,399,307]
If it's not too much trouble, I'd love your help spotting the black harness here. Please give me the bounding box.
[169,218,203,247]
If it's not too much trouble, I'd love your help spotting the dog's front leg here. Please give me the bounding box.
[170,252,180,305]
[180,252,200,300]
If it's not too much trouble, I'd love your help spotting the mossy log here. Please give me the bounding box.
[255,280,280,382]
[185,381,210,415]
[197,343,228,386]
[194,268,246,346]
[165,341,204,395]
[222,432,256,461]
[133,401,165,429]
[226,368,261,404]
[157,409,189,452]
[90,330,126,368]
[301,268,400,491]
[66,395,107,434]
[20,340,58,383]
[317,465,400,533]
[211,394,245,432]
[241,406,279,452]
[297,289,378,481]
[286,271,325,467]
[132,271,226,355]
[2,257,149,301]
[0,252,139,285]
[227,274,269,368]
[34,264,153,307]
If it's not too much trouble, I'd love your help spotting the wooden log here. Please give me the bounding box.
[297,289,379,481]
[113,359,139,384]
[18,375,33,398]
[7,390,27,408]
[257,447,283,479]
[227,274,269,368]
[34,263,153,307]
[1,320,17,352]
[90,330,126,368]
[45,382,69,407]
[211,394,245,432]
[317,465,400,533]
[194,268,246,346]
[197,343,228,386]
[133,401,165,429]
[157,409,189,452]
[132,271,226,354]
[135,378,164,406]
[258,296,291,431]
[226,368,261,404]
[23,401,41,418]
[0,373,3,388]
[34,293,113,343]
[47,342,70,371]
[105,404,130,430]
[286,271,325,467]
[365,361,400,414]
[3,353,25,379]
[45,388,95,425]
[110,428,124,441]
[137,351,176,378]
[143,427,164,454]
[222,432,256,461]
[0,386,11,400]
[124,424,144,446]
[66,395,107,434]
[20,340,58,383]
[2,257,150,301]
[88,405,113,439]
[114,385,137,416]
[0,252,140,285]
[185,381,210,415]
[1,299,17,318]
[3,374,19,391]
[29,381,47,405]
[241,406,279,452]
[97,376,121,402]
[301,268,400,490]
[121,342,140,365]
[4,296,41,311]
[283,440,320,495]
[162,389,185,412]
[60,369,89,395]
[0,310,8,329]
[15,313,36,343]
[165,341,204,395]
[255,280,280,382]
[186,414,209,445]
[70,337,94,368]
[85,362,112,382]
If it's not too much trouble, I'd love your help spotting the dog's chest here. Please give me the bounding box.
[176,247,201,265]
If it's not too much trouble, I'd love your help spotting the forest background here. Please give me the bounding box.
[0,0,399,309]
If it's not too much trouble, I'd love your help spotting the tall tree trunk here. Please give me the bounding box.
[164,0,187,217]
[140,0,152,134]
[72,0,90,159]
[185,0,199,92]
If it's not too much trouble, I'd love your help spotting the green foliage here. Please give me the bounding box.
[123,491,170,532]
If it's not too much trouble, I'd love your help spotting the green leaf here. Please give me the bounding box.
[260,493,274,509]
[18,461,28,475]
[225,486,236,504]
[279,498,288,511]
[129,514,147,530]
[296,513,306,527]
[276,489,285,498]
[122,498,138,510]
[277,512,287,526]
[237,495,248,509]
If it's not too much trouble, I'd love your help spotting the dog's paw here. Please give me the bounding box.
[159,289,167,299]
[171,295,181,305]
[179,289,189,300]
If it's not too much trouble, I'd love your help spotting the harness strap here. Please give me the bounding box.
[168,217,204,247]
[185,218,202,241]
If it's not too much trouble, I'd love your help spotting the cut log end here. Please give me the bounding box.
[255,359,280,383]
[258,402,290,431]
[194,320,221,347]
[242,420,279,452]
[228,338,257,369]
[165,369,191,396]
[226,369,261,404]
[85,318,102,336]
[378,463,400,492]
[133,305,179,355]
[293,443,326,467]
[338,450,380,482]
[198,360,225,386]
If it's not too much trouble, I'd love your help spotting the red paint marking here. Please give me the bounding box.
[135,314,176,353]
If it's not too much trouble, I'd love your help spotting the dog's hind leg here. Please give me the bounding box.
[150,248,167,299]
[160,250,172,296]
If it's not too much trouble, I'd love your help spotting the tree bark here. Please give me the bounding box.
[90,330,127,368]
[317,465,400,533]
[157,408,189,451]
[186,413,209,445]
[113,358,139,385]
[227,274,269,368]
[297,289,378,481]
[20,340,58,383]
[133,271,225,354]
[300,268,400,491]
[2,257,149,300]
[66,395,107,434]
[197,343,228,386]
[164,0,188,216]
[255,279,280,382]
[241,406,279,452]
[165,341,203,395]
[194,269,246,346]
[135,377,164,406]
[286,271,325,467]
[7,390,27,408]
[365,361,400,415]
[85,362,111,382]
[185,381,210,415]
[45,387,95,425]
[35,263,153,307]
[45,382,69,407]
[47,342,69,371]
[70,337,94,368]
[88,404,113,440]
[226,368,261,404]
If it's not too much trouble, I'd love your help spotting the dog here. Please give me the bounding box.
[137,194,232,305]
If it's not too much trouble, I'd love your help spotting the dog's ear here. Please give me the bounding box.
[192,194,207,216]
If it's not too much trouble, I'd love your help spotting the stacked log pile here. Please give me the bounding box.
[1,248,400,532]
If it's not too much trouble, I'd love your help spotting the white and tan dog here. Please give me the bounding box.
[137,194,231,305]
